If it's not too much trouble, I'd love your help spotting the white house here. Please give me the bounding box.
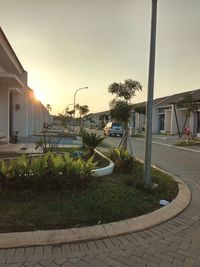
[0,27,52,143]
[152,89,200,137]
[84,89,200,137]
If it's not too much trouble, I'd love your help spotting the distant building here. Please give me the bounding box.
[86,89,200,137]
[84,110,111,128]
[151,89,200,137]
[0,27,52,143]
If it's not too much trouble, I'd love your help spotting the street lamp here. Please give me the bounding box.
[143,0,158,188]
[73,87,88,130]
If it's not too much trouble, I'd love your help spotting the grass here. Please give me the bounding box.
[175,137,200,147]
[0,160,178,233]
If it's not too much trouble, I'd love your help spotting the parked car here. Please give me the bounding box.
[103,122,124,136]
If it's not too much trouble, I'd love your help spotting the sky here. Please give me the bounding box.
[0,0,200,115]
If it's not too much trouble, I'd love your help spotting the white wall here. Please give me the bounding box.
[152,108,158,133]
[165,110,171,133]
[0,86,9,142]
[12,88,29,137]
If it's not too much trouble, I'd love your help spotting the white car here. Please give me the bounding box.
[103,122,124,136]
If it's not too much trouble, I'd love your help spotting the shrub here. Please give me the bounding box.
[110,147,134,172]
[35,130,62,153]
[80,128,105,155]
[0,152,97,192]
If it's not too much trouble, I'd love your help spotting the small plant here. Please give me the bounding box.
[9,130,19,144]
[35,130,62,153]
[110,147,133,172]
[0,152,97,192]
[80,128,105,155]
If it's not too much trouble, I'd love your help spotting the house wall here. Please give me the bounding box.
[0,86,9,142]
[152,108,158,133]
[12,88,29,137]
[165,110,171,133]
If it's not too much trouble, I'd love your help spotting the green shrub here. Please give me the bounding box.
[0,152,97,192]
[35,130,62,153]
[110,147,134,172]
[80,128,105,155]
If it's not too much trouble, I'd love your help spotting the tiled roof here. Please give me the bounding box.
[154,89,200,107]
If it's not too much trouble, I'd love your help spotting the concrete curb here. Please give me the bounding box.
[0,171,191,249]
[91,149,114,177]
[135,137,200,153]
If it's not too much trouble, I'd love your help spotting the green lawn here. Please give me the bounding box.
[0,161,178,233]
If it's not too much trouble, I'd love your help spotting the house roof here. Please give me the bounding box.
[0,27,25,73]
[154,89,200,108]
[85,110,110,118]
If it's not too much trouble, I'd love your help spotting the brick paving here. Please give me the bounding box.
[0,139,200,266]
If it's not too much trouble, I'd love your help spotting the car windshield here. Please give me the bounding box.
[112,123,122,127]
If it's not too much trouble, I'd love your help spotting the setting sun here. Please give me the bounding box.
[34,89,45,103]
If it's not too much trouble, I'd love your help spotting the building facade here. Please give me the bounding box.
[0,27,52,143]
[85,90,200,137]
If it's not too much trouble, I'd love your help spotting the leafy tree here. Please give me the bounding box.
[110,100,133,126]
[175,94,199,137]
[133,103,146,115]
[108,79,142,149]
[67,110,74,118]
[75,104,90,126]
[80,128,105,155]
[46,104,52,113]
[108,79,142,101]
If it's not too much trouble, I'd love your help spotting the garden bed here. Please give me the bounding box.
[0,160,178,233]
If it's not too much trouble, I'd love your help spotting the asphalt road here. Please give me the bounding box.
[97,131,200,186]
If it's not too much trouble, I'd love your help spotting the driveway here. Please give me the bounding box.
[0,132,200,267]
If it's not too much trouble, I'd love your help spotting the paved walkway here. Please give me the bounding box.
[0,136,200,266]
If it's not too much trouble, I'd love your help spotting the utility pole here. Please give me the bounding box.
[143,0,158,188]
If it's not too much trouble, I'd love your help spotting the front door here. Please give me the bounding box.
[158,113,165,133]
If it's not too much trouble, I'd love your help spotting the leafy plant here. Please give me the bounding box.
[108,79,142,150]
[110,147,134,172]
[0,152,97,192]
[80,128,105,155]
[35,130,62,153]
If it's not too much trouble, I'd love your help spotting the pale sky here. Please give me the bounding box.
[1,0,200,114]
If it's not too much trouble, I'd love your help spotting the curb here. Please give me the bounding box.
[0,171,191,249]
[91,149,114,177]
[134,137,200,153]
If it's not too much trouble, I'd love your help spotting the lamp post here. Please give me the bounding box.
[143,0,158,188]
[73,87,88,131]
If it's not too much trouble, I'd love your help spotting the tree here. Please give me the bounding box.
[46,104,52,113]
[75,104,90,126]
[66,110,74,118]
[133,103,146,115]
[108,79,142,150]
[108,79,142,101]
[175,94,199,137]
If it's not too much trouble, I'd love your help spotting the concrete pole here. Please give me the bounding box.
[143,0,158,188]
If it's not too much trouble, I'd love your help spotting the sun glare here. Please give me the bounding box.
[34,90,45,103]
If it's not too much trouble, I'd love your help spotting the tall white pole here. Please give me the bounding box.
[143,0,158,188]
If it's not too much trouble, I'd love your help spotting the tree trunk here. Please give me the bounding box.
[119,125,129,150]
